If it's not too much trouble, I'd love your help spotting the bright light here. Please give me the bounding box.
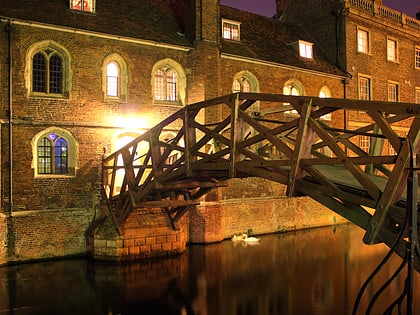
[113,115,151,130]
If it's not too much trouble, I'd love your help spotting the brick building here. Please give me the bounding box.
[0,0,417,263]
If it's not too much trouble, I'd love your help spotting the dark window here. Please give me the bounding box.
[32,51,63,95]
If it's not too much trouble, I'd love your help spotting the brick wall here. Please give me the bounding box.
[3,209,92,263]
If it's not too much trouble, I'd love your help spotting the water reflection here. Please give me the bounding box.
[0,224,418,315]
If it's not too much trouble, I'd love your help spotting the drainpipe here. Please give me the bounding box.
[5,20,13,214]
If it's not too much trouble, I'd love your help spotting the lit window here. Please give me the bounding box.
[32,51,63,95]
[387,82,399,102]
[319,86,331,120]
[154,67,178,102]
[70,0,95,13]
[416,47,420,69]
[102,54,127,102]
[283,80,304,114]
[222,19,240,41]
[359,135,370,153]
[415,87,420,104]
[106,62,119,97]
[357,28,370,54]
[387,38,398,62]
[359,76,371,100]
[37,134,68,175]
[233,78,251,93]
[299,41,313,58]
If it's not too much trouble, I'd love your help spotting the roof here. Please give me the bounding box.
[0,0,192,48]
[220,6,348,77]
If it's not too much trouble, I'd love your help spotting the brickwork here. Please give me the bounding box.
[1,209,92,264]
[90,209,188,261]
[190,178,347,243]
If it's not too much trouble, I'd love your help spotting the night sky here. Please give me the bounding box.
[220,0,420,18]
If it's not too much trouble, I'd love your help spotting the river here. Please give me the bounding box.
[0,223,418,315]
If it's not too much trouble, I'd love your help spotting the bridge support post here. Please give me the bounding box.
[287,100,313,197]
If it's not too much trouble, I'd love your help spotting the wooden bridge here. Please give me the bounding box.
[102,93,420,268]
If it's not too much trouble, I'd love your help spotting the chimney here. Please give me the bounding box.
[416,7,420,20]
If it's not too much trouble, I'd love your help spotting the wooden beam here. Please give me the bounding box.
[287,100,313,197]
[364,117,420,244]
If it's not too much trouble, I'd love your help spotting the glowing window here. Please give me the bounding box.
[70,0,95,13]
[299,41,313,58]
[154,67,178,102]
[357,28,369,54]
[106,62,119,97]
[387,38,398,62]
[32,51,63,94]
[233,78,251,93]
[415,87,420,104]
[222,20,240,41]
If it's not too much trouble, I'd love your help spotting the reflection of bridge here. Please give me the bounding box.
[102,93,420,267]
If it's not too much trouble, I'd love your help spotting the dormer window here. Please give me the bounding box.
[299,40,313,58]
[222,19,240,41]
[70,0,95,13]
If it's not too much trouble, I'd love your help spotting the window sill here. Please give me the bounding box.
[154,100,183,107]
[29,92,69,100]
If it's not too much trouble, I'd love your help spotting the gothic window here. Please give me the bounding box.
[152,59,186,106]
[27,41,71,99]
[283,79,305,114]
[33,128,78,177]
[102,54,127,102]
[32,50,63,95]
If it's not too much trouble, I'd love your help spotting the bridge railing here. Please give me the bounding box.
[102,93,420,233]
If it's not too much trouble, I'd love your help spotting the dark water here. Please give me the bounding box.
[0,224,419,315]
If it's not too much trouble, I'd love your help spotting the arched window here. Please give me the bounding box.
[154,67,177,102]
[32,51,63,94]
[32,128,78,177]
[283,79,305,114]
[26,41,71,98]
[106,62,119,97]
[319,86,331,120]
[152,59,186,106]
[102,54,128,102]
[38,134,68,174]
[232,71,259,112]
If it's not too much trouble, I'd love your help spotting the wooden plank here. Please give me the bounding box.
[287,100,313,197]
[364,117,420,244]
[309,117,382,201]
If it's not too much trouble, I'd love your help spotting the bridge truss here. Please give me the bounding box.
[102,92,420,268]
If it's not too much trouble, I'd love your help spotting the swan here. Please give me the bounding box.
[241,233,260,242]
[231,234,242,241]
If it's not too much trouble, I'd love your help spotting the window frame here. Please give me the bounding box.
[222,19,241,41]
[26,41,71,99]
[102,54,128,102]
[387,81,399,102]
[386,37,398,63]
[357,27,370,54]
[32,127,78,178]
[358,75,372,100]
[415,46,420,69]
[70,0,95,13]
[415,87,420,104]
[152,59,186,107]
[298,40,313,59]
